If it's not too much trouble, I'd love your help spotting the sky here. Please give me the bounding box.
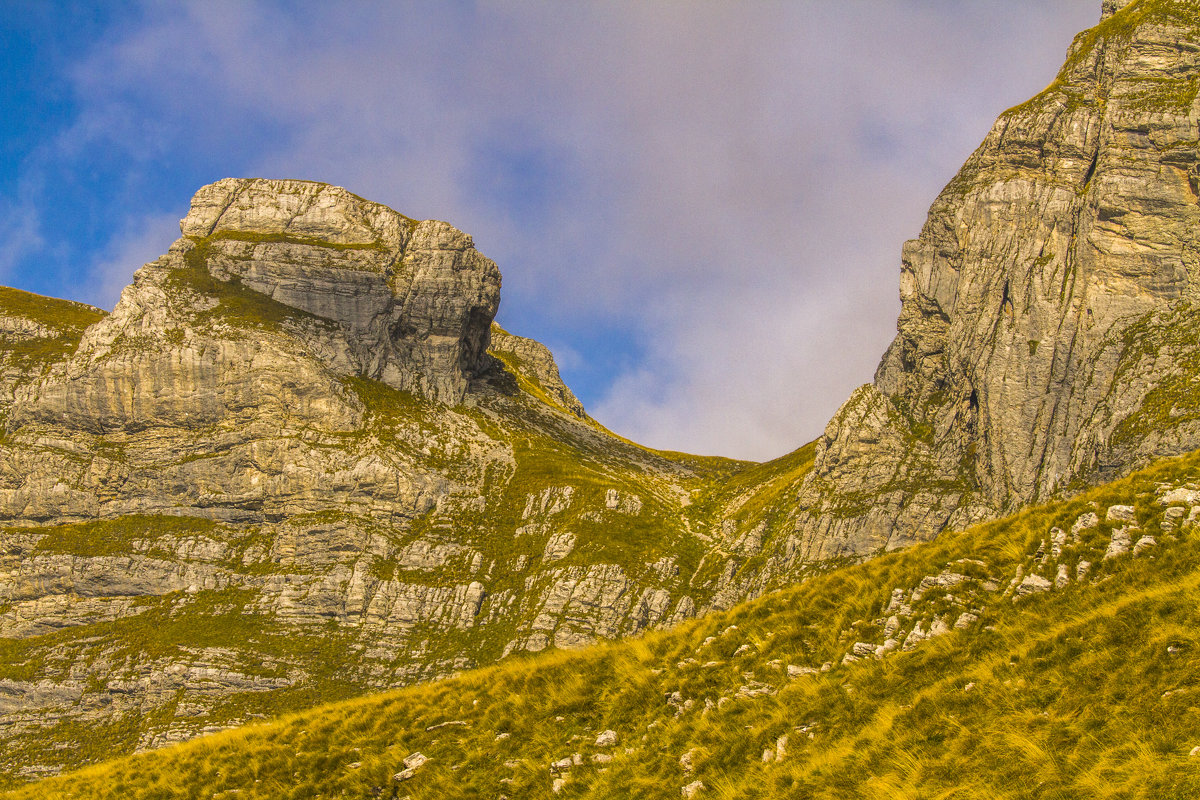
[0,0,1100,461]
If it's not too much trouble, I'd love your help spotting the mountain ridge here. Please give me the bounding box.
[3,0,1200,785]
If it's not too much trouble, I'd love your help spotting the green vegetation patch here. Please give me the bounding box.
[1109,303,1200,451]
[169,238,338,334]
[26,515,219,558]
[1003,0,1200,118]
[1122,75,1200,112]
[0,286,106,370]
[204,229,390,253]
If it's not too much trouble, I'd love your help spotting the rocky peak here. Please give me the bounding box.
[785,0,1200,558]
[14,179,502,436]
[176,178,502,405]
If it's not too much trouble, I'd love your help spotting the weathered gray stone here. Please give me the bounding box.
[1105,528,1135,559]
[777,7,1200,561]
[1014,574,1053,600]
[1055,564,1071,589]
[1106,506,1137,524]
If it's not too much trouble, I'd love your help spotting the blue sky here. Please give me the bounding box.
[0,1,1099,460]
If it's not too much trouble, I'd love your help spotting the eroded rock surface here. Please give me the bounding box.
[722,1,1200,565]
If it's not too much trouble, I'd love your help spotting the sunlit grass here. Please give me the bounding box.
[6,447,1200,798]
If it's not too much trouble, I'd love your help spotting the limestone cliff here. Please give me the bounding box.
[731,0,1200,565]
[0,179,746,782]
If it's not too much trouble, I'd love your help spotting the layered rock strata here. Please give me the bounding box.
[767,0,1200,560]
[0,179,735,782]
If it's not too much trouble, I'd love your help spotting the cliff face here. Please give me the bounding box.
[773,0,1200,559]
[0,179,743,782]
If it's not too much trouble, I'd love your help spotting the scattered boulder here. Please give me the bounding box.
[902,622,927,651]
[1162,507,1186,529]
[1013,574,1052,600]
[1106,505,1136,524]
[393,752,428,782]
[595,729,618,747]
[1104,528,1134,560]
[542,532,576,562]
[1076,561,1092,581]
[682,780,706,798]
[1133,535,1157,555]
[1054,564,1070,589]
[885,588,905,612]
[1071,512,1099,542]
[1050,528,1067,558]
[1158,488,1200,507]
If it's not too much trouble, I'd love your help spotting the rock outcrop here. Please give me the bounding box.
[741,0,1200,561]
[0,179,737,781]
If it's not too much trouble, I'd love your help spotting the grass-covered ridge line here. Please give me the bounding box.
[1003,0,1200,118]
[0,286,106,369]
[13,448,1200,799]
[203,229,391,253]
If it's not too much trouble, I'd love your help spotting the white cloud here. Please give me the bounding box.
[0,201,44,283]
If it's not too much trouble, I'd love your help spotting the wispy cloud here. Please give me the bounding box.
[82,213,181,311]
[0,200,43,284]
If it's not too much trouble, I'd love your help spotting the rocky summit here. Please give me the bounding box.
[2,0,1200,786]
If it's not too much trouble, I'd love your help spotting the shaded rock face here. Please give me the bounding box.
[788,0,1200,558]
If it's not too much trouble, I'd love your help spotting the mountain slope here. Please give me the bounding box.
[7,445,1200,799]
[0,179,756,781]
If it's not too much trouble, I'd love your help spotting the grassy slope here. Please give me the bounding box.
[0,286,106,372]
[12,448,1200,799]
